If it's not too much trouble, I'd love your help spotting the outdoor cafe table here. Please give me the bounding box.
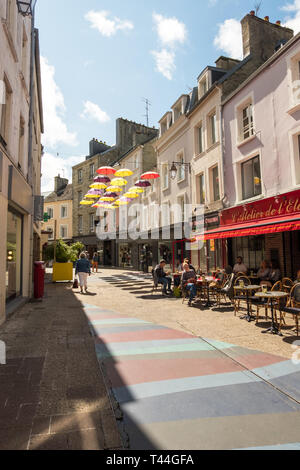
[199,276,215,308]
[255,291,289,336]
[234,285,261,322]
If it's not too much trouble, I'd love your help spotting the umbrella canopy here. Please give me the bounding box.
[115,200,129,206]
[105,192,119,199]
[141,171,160,180]
[99,196,116,202]
[90,183,107,190]
[111,178,128,187]
[94,176,111,184]
[85,190,102,199]
[106,186,122,193]
[128,186,144,194]
[135,180,151,188]
[123,192,139,199]
[96,166,116,176]
[114,168,133,177]
[80,200,94,206]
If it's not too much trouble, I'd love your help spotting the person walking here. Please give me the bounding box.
[75,252,91,294]
[92,252,99,273]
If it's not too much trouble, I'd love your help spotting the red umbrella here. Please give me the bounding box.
[97,166,116,176]
[141,171,160,180]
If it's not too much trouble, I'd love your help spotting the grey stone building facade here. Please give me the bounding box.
[72,118,158,263]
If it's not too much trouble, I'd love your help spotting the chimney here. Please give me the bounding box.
[54,175,68,194]
[241,13,293,62]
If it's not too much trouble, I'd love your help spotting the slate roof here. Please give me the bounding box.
[45,184,73,202]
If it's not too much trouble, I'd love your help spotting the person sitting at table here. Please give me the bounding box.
[181,263,198,307]
[180,258,196,273]
[154,260,173,295]
[257,260,271,282]
[269,260,282,284]
[294,270,300,284]
[233,257,248,275]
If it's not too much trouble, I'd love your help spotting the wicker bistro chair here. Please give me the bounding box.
[250,281,283,325]
[218,274,235,307]
[214,273,229,307]
[233,275,251,316]
[151,270,163,295]
[278,283,300,336]
[282,278,295,293]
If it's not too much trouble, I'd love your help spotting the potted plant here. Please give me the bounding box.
[44,240,84,282]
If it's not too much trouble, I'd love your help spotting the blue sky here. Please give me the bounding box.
[36,0,300,191]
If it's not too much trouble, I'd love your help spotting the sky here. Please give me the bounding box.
[36,0,300,192]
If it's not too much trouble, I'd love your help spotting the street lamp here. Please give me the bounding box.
[16,0,33,16]
[170,162,191,180]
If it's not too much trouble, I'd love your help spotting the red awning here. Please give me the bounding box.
[196,214,300,241]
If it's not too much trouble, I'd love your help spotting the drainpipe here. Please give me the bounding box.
[28,1,38,298]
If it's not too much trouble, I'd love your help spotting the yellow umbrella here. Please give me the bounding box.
[124,192,139,199]
[115,200,129,206]
[106,186,122,193]
[90,183,107,190]
[128,186,144,194]
[80,200,94,205]
[100,196,116,202]
[111,178,128,187]
[115,168,133,177]
[85,193,101,199]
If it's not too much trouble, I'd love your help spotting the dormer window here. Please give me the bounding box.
[173,103,182,122]
[160,121,167,136]
[198,72,209,99]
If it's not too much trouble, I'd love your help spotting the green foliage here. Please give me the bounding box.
[44,240,84,263]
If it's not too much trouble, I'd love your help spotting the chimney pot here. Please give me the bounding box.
[276,20,281,26]
[250,10,255,16]
[264,16,269,22]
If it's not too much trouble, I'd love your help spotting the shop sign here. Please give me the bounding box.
[221,190,300,226]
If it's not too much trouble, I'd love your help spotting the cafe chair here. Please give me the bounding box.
[252,281,282,325]
[219,273,235,307]
[282,278,294,293]
[214,273,228,307]
[278,283,300,336]
[151,270,163,295]
[233,275,251,316]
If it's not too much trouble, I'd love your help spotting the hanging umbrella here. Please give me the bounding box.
[128,186,144,194]
[135,180,151,188]
[111,178,128,187]
[90,183,107,190]
[100,196,116,202]
[141,171,160,180]
[115,200,129,206]
[115,168,133,177]
[94,176,111,184]
[80,200,94,206]
[123,192,139,199]
[96,166,116,176]
[106,186,122,193]
[105,192,119,199]
[85,190,103,199]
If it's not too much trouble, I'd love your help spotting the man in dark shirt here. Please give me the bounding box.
[181,264,197,306]
[154,260,172,294]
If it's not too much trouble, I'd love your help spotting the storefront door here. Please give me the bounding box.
[6,209,22,302]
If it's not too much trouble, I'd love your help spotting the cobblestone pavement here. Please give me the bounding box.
[0,276,122,450]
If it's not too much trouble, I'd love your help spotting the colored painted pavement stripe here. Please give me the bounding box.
[89,318,152,325]
[112,369,261,403]
[95,328,195,345]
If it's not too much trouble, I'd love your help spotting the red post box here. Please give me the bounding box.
[34,261,45,299]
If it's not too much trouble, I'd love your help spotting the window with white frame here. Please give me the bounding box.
[0,76,12,145]
[199,76,208,98]
[241,104,254,140]
[208,111,217,147]
[210,166,220,202]
[78,169,83,183]
[78,215,83,233]
[60,225,68,239]
[198,173,205,205]
[196,124,204,155]
[47,227,54,240]
[241,155,262,200]
[60,205,68,219]
[162,164,169,190]
[177,153,185,182]
[90,214,95,232]
[89,163,95,179]
[47,207,54,219]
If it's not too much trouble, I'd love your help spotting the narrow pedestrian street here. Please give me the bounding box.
[1,270,300,450]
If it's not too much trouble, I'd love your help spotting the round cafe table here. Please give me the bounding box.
[255,291,288,336]
[234,285,261,322]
